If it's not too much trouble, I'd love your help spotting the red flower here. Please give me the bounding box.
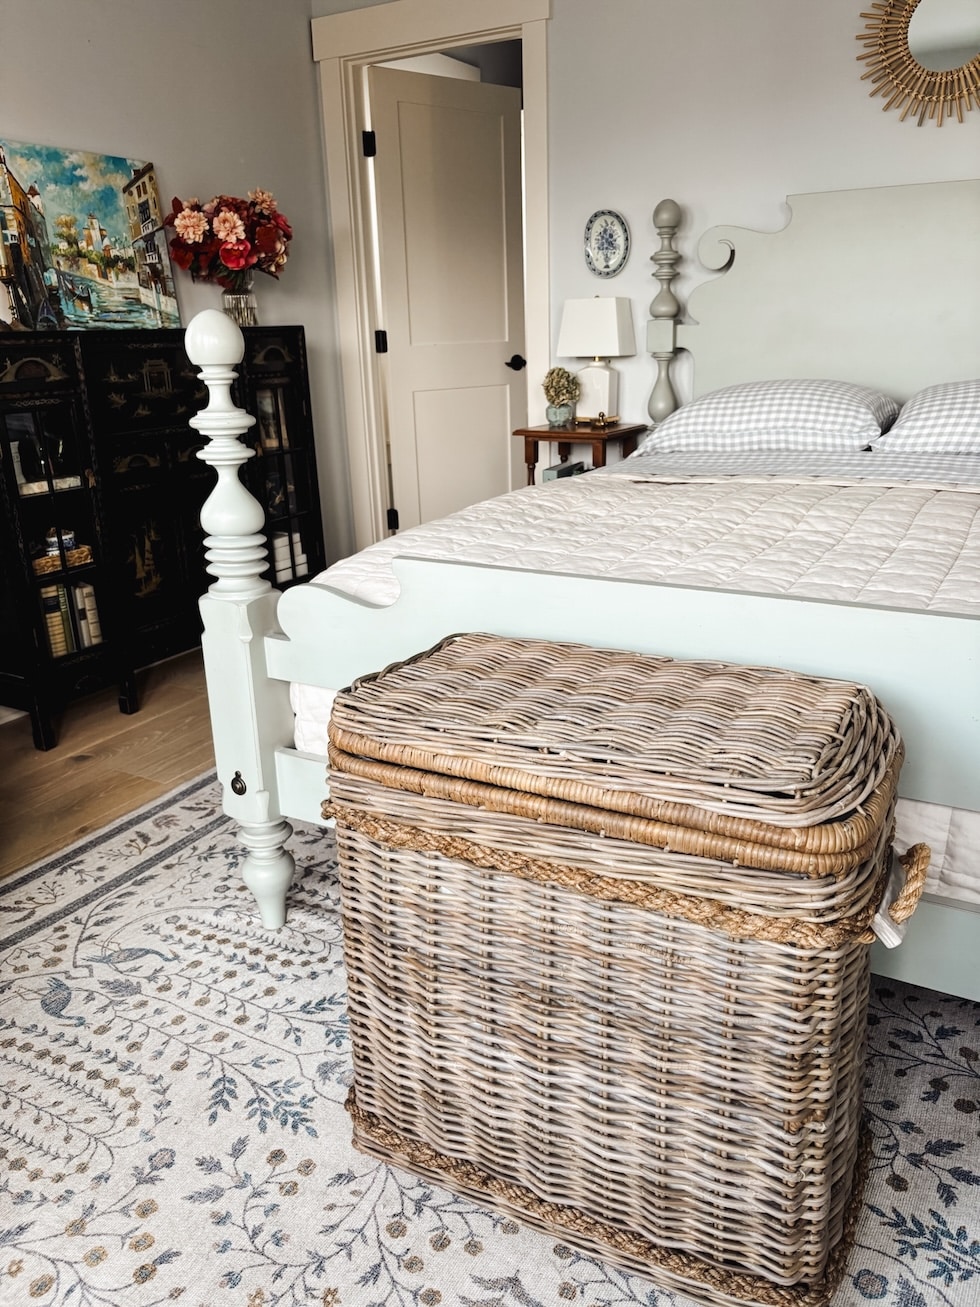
[164,196,183,228]
[169,241,195,271]
[166,189,292,288]
[254,225,279,256]
[220,240,254,271]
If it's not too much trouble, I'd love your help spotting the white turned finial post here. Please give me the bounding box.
[647,199,682,425]
[185,309,271,600]
[187,309,295,931]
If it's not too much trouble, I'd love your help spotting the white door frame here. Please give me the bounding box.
[312,0,551,551]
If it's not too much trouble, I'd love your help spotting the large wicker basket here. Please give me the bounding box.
[326,633,928,1307]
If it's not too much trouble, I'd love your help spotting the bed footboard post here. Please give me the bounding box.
[185,309,295,929]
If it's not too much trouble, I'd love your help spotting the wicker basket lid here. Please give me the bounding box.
[329,633,901,847]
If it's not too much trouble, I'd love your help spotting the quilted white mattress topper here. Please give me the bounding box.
[294,452,980,906]
[313,452,980,616]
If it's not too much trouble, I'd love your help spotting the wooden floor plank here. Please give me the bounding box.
[0,651,215,879]
[0,771,166,874]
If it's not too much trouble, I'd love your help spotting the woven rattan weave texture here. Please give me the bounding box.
[328,634,914,1306]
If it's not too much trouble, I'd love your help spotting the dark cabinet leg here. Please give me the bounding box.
[118,671,140,716]
[29,702,58,751]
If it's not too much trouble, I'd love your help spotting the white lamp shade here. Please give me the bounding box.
[556,297,636,360]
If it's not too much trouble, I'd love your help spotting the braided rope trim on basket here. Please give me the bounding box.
[328,747,902,878]
[325,801,893,947]
[346,1090,872,1307]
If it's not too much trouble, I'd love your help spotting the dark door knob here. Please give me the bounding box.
[504,354,527,371]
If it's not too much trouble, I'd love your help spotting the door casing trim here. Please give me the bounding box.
[312,0,551,549]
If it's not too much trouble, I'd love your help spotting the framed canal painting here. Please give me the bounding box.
[0,137,180,331]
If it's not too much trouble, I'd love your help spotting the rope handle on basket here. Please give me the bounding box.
[858,842,931,945]
[889,842,931,924]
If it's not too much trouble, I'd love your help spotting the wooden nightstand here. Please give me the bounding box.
[512,421,649,486]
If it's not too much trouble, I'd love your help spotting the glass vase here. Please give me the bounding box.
[546,403,574,430]
[222,272,258,328]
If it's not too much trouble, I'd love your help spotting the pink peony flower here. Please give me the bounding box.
[212,209,246,243]
[248,188,277,214]
[173,208,208,243]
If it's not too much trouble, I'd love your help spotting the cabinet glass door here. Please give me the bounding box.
[3,404,84,496]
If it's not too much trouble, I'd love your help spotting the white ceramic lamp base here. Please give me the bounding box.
[576,361,619,421]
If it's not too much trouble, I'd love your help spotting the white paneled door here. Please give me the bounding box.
[368,65,526,530]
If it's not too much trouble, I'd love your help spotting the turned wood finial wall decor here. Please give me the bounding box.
[857,1,980,124]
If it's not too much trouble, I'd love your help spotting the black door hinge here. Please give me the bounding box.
[386,507,399,531]
[362,130,377,158]
[374,329,388,354]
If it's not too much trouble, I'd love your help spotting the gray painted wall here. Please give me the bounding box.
[4,0,978,559]
[546,0,978,420]
[1,0,351,564]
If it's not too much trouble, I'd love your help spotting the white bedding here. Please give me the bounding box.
[291,451,980,906]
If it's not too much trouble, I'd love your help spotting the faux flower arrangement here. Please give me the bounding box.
[542,366,580,407]
[165,189,292,291]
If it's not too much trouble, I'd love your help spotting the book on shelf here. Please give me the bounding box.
[274,557,308,581]
[270,530,307,581]
[40,585,68,658]
[271,529,303,558]
[75,582,103,645]
[71,584,91,648]
[38,582,103,657]
[57,586,77,654]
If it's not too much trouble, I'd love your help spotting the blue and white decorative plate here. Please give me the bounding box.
[584,209,630,277]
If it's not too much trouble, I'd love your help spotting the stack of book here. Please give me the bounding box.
[39,582,103,658]
[270,530,308,583]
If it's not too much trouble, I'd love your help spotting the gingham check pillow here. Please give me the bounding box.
[637,379,899,454]
[870,380,980,454]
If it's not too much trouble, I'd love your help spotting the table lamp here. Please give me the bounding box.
[556,297,636,421]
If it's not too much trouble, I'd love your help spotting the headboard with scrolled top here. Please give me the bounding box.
[647,180,980,421]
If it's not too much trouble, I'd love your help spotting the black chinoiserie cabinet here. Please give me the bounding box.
[0,325,324,750]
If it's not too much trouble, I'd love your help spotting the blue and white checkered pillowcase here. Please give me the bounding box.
[870,380,980,454]
[636,380,899,454]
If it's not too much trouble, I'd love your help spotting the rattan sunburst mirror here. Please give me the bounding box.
[857,0,980,124]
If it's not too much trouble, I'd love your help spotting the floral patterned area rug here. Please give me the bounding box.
[1,773,978,1307]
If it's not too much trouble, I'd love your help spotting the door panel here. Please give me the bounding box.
[413,383,512,523]
[369,65,526,530]
[401,103,509,343]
